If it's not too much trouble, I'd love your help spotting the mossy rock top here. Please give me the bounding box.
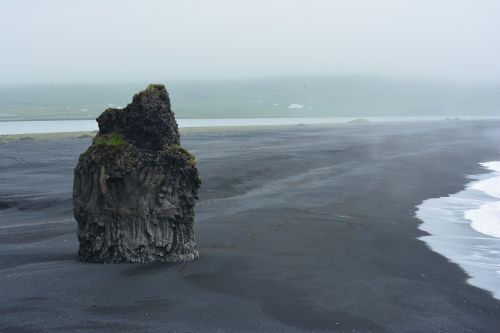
[96,84,179,150]
[93,132,127,147]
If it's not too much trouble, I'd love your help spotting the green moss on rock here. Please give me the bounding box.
[167,144,196,167]
[146,83,166,92]
[93,132,127,147]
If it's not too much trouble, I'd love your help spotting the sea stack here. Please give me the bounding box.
[73,84,201,263]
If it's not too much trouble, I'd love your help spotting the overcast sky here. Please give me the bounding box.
[1,0,499,85]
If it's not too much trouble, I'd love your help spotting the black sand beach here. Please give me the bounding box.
[1,121,500,332]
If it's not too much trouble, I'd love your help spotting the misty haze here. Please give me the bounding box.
[1,1,500,333]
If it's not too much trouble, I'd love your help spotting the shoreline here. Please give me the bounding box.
[417,161,500,301]
[2,114,500,122]
[0,125,305,143]
[2,116,500,137]
[1,120,500,332]
[1,117,499,143]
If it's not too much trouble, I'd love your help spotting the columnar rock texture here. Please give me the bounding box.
[73,84,201,263]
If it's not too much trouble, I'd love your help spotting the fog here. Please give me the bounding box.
[1,0,499,85]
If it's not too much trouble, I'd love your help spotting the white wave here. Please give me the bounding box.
[416,160,500,300]
[464,161,500,239]
[466,201,500,238]
[469,161,500,199]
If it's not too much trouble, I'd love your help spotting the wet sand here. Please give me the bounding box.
[1,121,500,332]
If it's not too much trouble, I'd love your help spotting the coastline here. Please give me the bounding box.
[0,122,379,143]
[2,116,500,137]
[0,125,300,143]
[1,120,500,332]
[1,117,498,143]
[417,161,500,300]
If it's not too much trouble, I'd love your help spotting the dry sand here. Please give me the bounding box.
[1,121,500,332]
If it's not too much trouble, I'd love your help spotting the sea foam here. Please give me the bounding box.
[469,162,500,199]
[416,161,500,300]
[466,162,500,239]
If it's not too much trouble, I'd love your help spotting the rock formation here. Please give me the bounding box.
[73,84,201,263]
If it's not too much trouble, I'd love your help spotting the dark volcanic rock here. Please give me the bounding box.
[97,84,180,150]
[73,84,201,263]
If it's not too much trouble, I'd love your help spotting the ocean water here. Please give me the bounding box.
[416,161,500,300]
